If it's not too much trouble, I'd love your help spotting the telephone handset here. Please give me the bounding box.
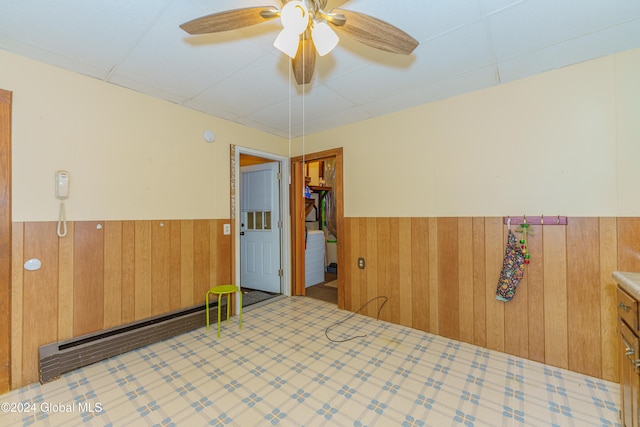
[55,170,70,237]
[56,170,70,200]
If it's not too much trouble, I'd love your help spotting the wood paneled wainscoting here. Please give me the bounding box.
[11,219,231,388]
[343,217,640,383]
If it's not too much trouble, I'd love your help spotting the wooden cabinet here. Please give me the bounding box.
[619,286,640,427]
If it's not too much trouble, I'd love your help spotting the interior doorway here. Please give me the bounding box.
[231,147,291,309]
[290,148,344,308]
[240,161,281,294]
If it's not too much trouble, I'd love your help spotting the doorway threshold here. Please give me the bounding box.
[242,291,286,312]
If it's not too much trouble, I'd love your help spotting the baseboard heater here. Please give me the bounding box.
[39,301,224,384]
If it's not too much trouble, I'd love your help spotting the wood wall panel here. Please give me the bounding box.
[134,221,152,320]
[151,221,171,316]
[428,218,439,335]
[437,218,459,340]
[344,218,355,309]
[121,221,136,323]
[10,223,23,388]
[458,218,474,344]
[504,226,529,359]
[471,217,486,348]
[169,221,182,311]
[57,222,74,340]
[398,218,412,328]
[618,218,640,272]
[345,218,364,312]
[22,222,58,385]
[484,218,504,352]
[212,220,231,288]
[9,216,636,389]
[208,220,219,289]
[410,218,430,332]
[567,218,601,377]
[525,221,545,363]
[543,225,568,369]
[365,218,378,318]
[359,219,371,315]
[600,218,619,382]
[103,221,123,328]
[180,220,194,307]
[193,220,210,305]
[343,218,352,310]
[339,216,633,382]
[74,222,104,336]
[376,218,396,323]
[387,218,401,324]
[10,219,232,389]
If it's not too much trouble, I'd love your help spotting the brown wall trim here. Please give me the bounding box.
[0,89,12,393]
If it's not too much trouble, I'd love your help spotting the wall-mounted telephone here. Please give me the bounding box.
[56,170,70,200]
[55,170,70,237]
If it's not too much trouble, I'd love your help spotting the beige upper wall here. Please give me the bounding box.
[1,50,288,221]
[300,48,640,217]
[616,49,640,215]
[3,48,640,220]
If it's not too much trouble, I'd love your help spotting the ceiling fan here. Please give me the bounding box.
[180,0,419,85]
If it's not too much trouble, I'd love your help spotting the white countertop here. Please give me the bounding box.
[613,271,640,301]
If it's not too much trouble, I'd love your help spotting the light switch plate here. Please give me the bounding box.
[223,224,231,235]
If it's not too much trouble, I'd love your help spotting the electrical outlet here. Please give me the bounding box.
[358,257,365,269]
[223,223,231,235]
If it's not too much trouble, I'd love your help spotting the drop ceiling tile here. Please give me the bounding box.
[182,99,240,124]
[0,34,110,80]
[189,53,291,116]
[113,1,270,99]
[0,0,173,71]
[107,74,192,105]
[361,65,498,116]
[344,0,485,41]
[498,18,640,83]
[299,106,372,137]
[246,86,354,136]
[489,0,640,60]
[478,0,526,15]
[312,40,377,84]
[2,0,639,138]
[289,86,355,121]
[326,20,494,105]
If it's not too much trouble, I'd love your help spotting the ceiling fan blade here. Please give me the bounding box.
[324,0,349,8]
[292,37,316,85]
[331,9,419,55]
[180,6,279,35]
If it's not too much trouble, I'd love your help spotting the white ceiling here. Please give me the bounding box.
[1,0,639,138]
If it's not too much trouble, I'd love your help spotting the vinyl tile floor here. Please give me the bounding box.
[0,297,621,426]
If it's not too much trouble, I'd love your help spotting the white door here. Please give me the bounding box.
[240,162,281,293]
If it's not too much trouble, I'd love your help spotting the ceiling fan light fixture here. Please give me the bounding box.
[280,1,309,34]
[312,21,339,56]
[274,29,301,58]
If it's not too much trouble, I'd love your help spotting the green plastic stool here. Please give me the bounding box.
[205,285,242,337]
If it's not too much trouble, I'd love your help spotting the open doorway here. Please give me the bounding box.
[231,146,291,310]
[290,148,344,308]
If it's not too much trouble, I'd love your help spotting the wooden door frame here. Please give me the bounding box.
[0,89,12,392]
[231,146,292,299]
[290,147,344,308]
